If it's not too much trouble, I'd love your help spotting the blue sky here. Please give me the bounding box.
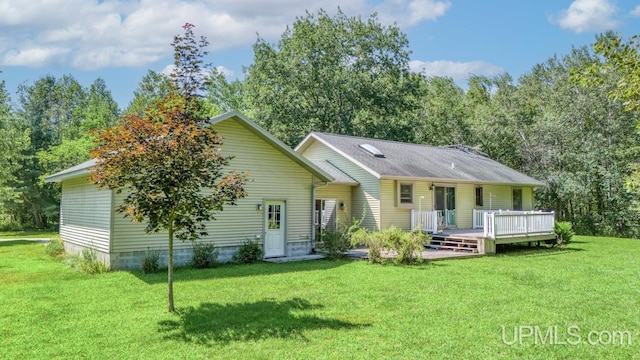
[1,0,639,109]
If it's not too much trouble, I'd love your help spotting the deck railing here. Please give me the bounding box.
[473,209,530,228]
[412,209,555,239]
[410,210,438,233]
[483,211,555,239]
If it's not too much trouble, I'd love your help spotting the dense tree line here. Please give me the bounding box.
[0,76,119,229]
[1,10,638,237]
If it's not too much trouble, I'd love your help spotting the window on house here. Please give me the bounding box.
[399,183,413,204]
[513,188,523,211]
[475,187,483,207]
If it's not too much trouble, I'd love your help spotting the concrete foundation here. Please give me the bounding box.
[63,241,110,264]
[63,240,314,270]
[285,241,313,258]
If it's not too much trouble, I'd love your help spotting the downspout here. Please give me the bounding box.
[312,175,329,251]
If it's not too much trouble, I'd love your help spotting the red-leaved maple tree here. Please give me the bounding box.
[90,24,247,312]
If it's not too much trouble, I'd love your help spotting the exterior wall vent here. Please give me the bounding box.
[359,144,385,158]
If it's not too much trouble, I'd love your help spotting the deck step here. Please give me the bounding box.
[426,236,479,253]
[425,244,477,253]
[431,238,478,243]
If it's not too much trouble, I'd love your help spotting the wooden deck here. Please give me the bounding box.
[412,210,556,245]
[430,228,556,254]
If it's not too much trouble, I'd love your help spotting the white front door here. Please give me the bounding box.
[264,201,285,257]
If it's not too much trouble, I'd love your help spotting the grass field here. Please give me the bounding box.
[1,236,639,359]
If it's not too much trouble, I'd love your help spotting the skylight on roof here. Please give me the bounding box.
[359,143,385,158]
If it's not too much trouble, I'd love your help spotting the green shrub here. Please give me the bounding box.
[233,240,264,264]
[351,228,385,264]
[0,220,23,232]
[142,249,161,274]
[554,221,575,247]
[45,238,65,257]
[318,231,351,260]
[317,211,363,260]
[191,241,218,269]
[78,247,110,274]
[64,247,110,274]
[351,226,427,265]
[381,226,426,265]
[398,228,428,265]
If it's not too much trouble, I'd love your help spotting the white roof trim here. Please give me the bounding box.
[44,159,97,183]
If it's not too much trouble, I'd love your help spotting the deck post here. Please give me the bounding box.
[432,211,438,233]
[484,238,496,254]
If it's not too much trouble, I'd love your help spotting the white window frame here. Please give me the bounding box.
[397,182,414,207]
[475,186,484,208]
[512,187,523,211]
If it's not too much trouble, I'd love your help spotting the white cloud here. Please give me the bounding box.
[160,64,175,77]
[2,47,70,67]
[0,0,448,69]
[408,0,452,24]
[376,0,450,26]
[552,0,620,33]
[408,60,505,84]
[215,66,235,78]
[631,5,640,17]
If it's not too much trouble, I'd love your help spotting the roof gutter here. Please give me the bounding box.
[378,175,544,187]
[44,169,91,183]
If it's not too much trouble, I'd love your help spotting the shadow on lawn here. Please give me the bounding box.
[132,259,351,284]
[158,297,367,345]
[0,240,38,246]
[496,244,584,257]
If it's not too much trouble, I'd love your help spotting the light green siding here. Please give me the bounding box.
[111,119,315,253]
[316,184,352,225]
[380,179,408,229]
[59,176,111,253]
[522,187,533,210]
[478,185,512,210]
[455,183,474,229]
[476,185,535,211]
[299,141,380,230]
[379,180,433,230]
[414,181,434,212]
[377,182,534,230]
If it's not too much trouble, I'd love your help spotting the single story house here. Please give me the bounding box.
[45,111,333,269]
[47,111,554,269]
[296,132,555,253]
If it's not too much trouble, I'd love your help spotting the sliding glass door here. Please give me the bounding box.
[434,186,456,227]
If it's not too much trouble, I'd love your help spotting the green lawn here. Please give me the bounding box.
[1,236,639,359]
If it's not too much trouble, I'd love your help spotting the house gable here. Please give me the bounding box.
[297,136,381,230]
[110,113,325,253]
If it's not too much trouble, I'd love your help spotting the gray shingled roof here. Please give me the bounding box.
[310,132,544,186]
[310,160,359,185]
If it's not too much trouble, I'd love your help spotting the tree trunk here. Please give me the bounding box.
[168,222,175,312]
